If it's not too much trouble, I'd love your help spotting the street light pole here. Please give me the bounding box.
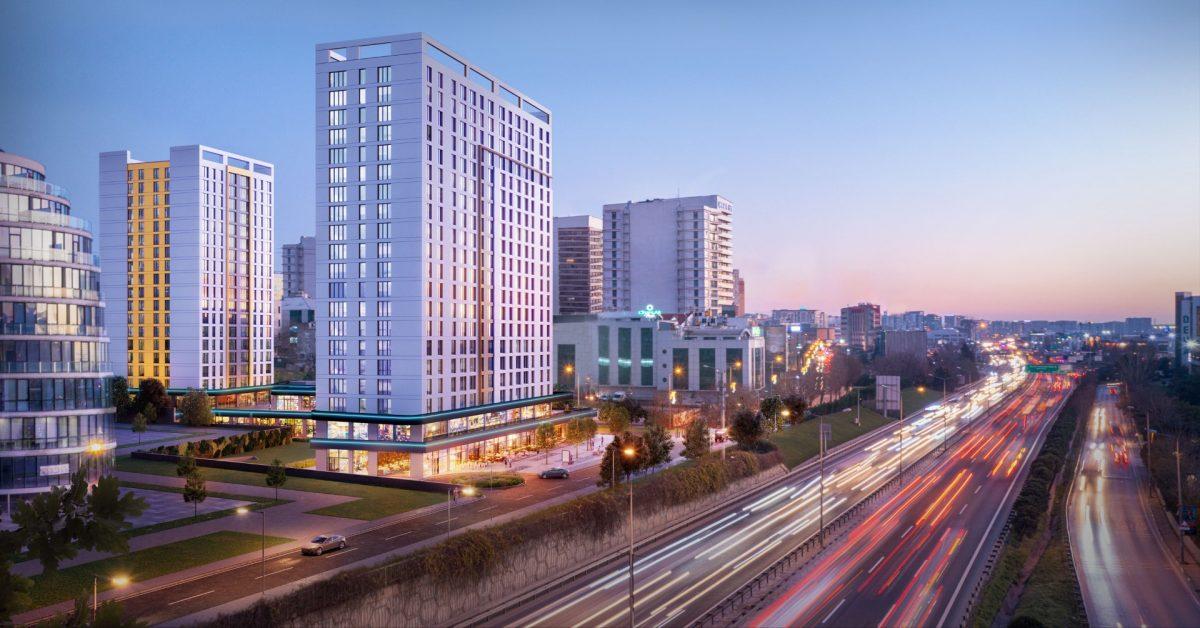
[819,419,827,547]
[621,446,637,628]
[1177,437,1186,565]
[720,369,727,461]
[883,383,905,485]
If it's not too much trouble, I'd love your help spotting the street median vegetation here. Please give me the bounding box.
[971,374,1093,628]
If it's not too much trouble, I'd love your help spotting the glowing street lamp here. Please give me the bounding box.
[236,506,267,595]
[622,445,637,628]
[94,574,131,622]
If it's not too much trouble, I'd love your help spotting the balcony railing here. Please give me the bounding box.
[0,323,107,337]
[0,247,100,266]
[0,206,90,232]
[0,434,109,452]
[0,175,70,200]
[0,361,109,374]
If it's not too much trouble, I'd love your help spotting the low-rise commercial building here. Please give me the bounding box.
[554,311,765,406]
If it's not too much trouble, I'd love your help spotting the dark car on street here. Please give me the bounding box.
[539,467,569,479]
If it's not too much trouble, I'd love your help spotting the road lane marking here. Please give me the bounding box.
[901,524,914,538]
[960,504,968,515]
[974,485,982,494]
[822,598,847,624]
[479,506,498,512]
[385,531,413,541]
[255,567,292,579]
[168,590,214,606]
[324,547,358,558]
[868,556,885,574]
[517,494,534,500]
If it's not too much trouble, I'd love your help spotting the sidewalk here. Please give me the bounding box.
[445,432,733,478]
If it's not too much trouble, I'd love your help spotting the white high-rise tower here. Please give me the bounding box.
[313,34,563,478]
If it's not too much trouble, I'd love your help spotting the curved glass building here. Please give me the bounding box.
[0,149,114,517]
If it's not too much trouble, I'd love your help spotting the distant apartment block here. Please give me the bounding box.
[553,215,602,315]
[603,195,733,314]
[282,235,316,297]
[840,303,881,352]
[883,329,929,358]
[772,308,826,329]
[1177,292,1199,371]
[99,145,275,389]
[732,268,746,316]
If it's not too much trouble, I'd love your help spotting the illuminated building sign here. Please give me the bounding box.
[638,304,662,320]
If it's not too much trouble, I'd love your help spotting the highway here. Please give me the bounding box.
[1067,384,1200,627]
[748,374,1070,628]
[487,357,1029,628]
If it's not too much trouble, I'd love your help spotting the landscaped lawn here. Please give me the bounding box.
[767,386,946,468]
[28,530,292,608]
[769,408,892,468]
[115,456,444,520]
[231,441,316,466]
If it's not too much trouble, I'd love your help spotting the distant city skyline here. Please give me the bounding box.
[1,0,1196,321]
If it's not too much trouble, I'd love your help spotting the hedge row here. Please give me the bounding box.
[209,450,779,627]
[1009,375,1095,540]
[144,426,293,459]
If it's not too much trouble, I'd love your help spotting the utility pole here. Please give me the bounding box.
[855,387,861,426]
[819,421,829,547]
[1177,437,1186,565]
[720,369,727,461]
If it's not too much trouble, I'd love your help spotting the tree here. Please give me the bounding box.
[597,435,625,488]
[178,389,213,427]
[9,468,145,575]
[600,403,631,435]
[643,424,673,468]
[535,422,557,463]
[131,406,149,445]
[183,470,207,520]
[682,417,711,459]
[0,529,32,622]
[781,394,807,425]
[265,459,288,501]
[110,376,133,421]
[729,409,765,450]
[176,452,197,479]
[77,474,147,556]
[133,378,169,421]
[760,396,785,432]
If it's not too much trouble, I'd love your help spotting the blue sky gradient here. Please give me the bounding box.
[1,0,1196,320]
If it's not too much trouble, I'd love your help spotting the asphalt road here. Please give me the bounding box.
[748,374,1069,628]
[1067,385,1200,627]
[22,462,604,626]
[486,360,1029,628]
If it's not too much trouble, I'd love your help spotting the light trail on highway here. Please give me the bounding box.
[491,356,1031,628]
[748,374,1070,628]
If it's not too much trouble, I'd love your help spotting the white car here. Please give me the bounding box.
[301,534,346,556]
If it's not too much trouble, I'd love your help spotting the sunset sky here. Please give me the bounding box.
[1,0,1196,321]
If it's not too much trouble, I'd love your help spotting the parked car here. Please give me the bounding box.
[539,467,570,479]
[611,391,627,401]
[301,534,346,555]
